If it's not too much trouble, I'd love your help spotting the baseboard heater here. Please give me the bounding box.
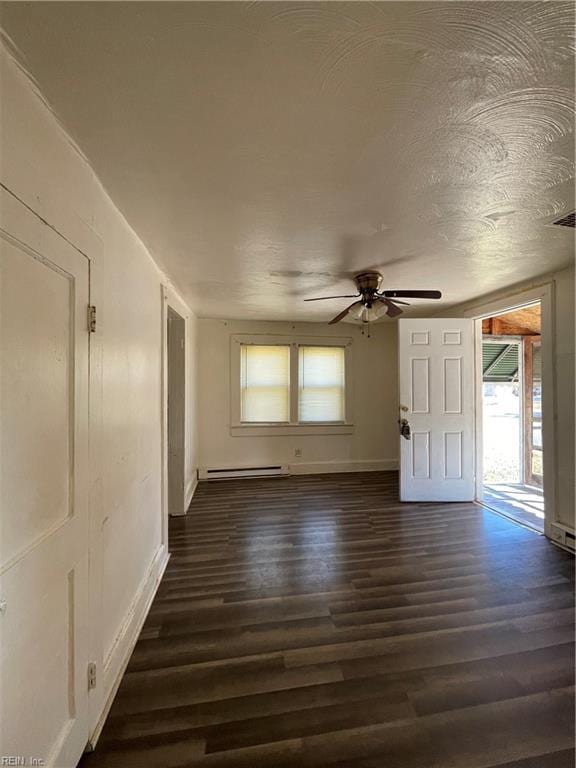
[199,465,290,481]
[550,524,576,553]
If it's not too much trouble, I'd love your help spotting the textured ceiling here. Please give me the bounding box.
[1,2,574,321]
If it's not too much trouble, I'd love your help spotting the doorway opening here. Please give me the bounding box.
[481,303,544,532]
[167,306,186,518]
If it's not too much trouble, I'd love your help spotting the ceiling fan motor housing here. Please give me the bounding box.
[354,271,383,307]
[354,271,383,294]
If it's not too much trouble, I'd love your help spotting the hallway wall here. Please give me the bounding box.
[1,46,199,738]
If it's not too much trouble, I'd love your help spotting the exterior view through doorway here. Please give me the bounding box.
[481,302,544,532]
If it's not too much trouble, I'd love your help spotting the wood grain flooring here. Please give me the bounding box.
[81,472,575,768]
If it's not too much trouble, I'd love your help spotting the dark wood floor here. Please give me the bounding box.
[81,472,575,768]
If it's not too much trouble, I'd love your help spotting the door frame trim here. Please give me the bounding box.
[461,282,554,536]
[161,285,192,524]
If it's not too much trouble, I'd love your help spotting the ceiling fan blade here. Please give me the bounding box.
[381,298,404,318]
[381,290,442,300]
[304,294,360,302]
[328,301,362,325]
[377,296,410,305]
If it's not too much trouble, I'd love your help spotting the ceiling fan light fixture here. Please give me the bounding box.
[364,302,390,323]
[347,303,364,321]
[349,301,389,323]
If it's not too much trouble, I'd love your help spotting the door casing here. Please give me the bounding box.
[460,283,555,537]
[167,306,186,517]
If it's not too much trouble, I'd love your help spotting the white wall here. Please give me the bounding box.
[444,266,575,531]
[0,47,199,740]
[198,318,399,473]
[552,266,575,531]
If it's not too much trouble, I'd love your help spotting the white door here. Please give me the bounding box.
[399,318,475,502]
[0,192,91,766]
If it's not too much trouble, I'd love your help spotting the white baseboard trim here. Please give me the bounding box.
[185,474,198,511]
[289,459,399,475]
[88,543,169,749]
[47,716,76,768]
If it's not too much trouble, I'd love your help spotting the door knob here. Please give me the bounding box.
[399,418,411,440]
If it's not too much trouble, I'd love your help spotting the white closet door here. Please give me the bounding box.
[0,191,91,767]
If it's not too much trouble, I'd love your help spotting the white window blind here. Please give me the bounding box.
[240,344,290,423]
[298,346,345,422]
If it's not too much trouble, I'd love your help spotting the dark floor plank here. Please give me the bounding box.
[81,472,574,768]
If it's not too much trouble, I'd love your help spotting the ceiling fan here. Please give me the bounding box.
[305,271,442,324]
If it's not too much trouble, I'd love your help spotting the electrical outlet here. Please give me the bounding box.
[294,448,302,458]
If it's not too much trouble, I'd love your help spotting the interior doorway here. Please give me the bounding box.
[480,303,544,532]
[167,306,186,517]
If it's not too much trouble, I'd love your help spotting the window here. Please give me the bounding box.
[232,336,351,433]
[240,344,290,423]
[299,346,345,422]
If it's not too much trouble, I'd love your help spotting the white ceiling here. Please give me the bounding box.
[1,2,574,321]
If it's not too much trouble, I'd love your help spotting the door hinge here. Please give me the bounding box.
[88,305,97,333]
[87,662,97,690]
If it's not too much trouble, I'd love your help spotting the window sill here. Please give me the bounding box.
[230,423,355,437]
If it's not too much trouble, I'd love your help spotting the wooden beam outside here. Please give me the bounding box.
[482,306,541,337]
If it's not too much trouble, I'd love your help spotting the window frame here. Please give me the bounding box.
[298,344,347,424]
[240,342,292,425]
[230,334,354,436]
